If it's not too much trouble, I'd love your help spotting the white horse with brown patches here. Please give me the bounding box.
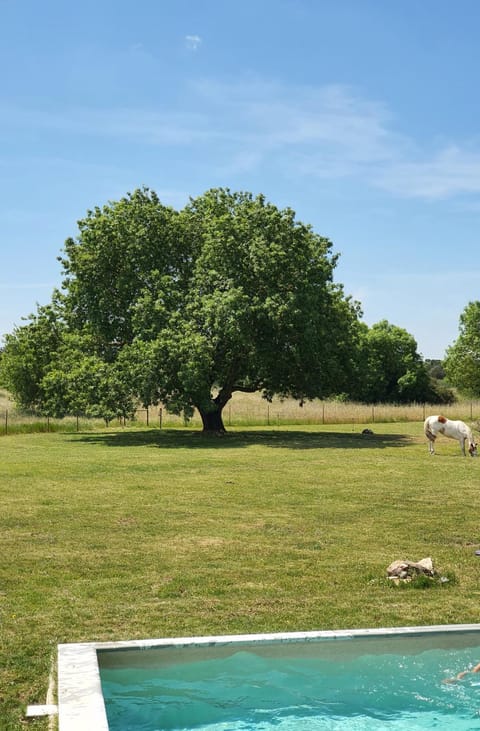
[424,415,478,457]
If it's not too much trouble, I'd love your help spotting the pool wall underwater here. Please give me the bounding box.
[57,623,480,730]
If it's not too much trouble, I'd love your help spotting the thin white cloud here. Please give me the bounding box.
[0,104,212,145]
[375,145,480,199]
[189,79,407,177]
[4,77,480,201]
[185,35,201,50]
[187,79,480,199]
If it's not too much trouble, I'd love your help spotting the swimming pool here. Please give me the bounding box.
[57,625,480,730]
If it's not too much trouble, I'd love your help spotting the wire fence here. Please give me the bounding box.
[2,396,480,436]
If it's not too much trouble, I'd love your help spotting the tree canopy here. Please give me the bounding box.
[444,301,480,397]
[0,304,64,412]
[356,320,439,404]
[2,188,366,431]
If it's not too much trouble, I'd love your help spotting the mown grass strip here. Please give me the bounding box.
[1,423,480,729]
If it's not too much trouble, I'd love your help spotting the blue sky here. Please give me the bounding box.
[2,0,480,359]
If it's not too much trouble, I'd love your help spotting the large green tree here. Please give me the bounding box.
[357,320,434,403]
[1,188,363,431]
[444,301,480,397]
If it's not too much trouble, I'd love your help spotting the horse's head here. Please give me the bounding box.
[469,441,478,457]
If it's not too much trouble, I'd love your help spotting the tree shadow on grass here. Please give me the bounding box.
[74,429,412,451]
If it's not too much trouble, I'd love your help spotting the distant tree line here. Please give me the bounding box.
[0,188,457,431]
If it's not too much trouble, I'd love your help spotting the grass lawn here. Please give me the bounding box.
[2,422,480,729]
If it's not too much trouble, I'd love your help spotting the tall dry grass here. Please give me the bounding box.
[135,393,480,428]
[2,389,480,433]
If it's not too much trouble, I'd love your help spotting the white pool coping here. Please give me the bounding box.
[57,623,480,730]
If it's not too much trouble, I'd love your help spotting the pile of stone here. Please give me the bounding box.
[386,557,435,583]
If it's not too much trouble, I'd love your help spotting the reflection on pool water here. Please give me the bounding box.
[98,633,480,730]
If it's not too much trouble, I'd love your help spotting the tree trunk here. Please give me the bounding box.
[198,405,226,433]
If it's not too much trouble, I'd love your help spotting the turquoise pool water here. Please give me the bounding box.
[99,635,480,730]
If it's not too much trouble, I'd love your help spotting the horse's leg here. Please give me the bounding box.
[460,438,466,456]
[428,438,435,455]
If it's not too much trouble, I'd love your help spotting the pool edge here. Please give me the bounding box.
[57,623,480,730]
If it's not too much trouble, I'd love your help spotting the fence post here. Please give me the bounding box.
[372,404,375,423]
[159,408,163,430]
[47,416,50,432]
[267,404,270,426]
[146,406,149,427]
[322,403,325,424]
[76,414,79,432]
[5,410,7,435]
